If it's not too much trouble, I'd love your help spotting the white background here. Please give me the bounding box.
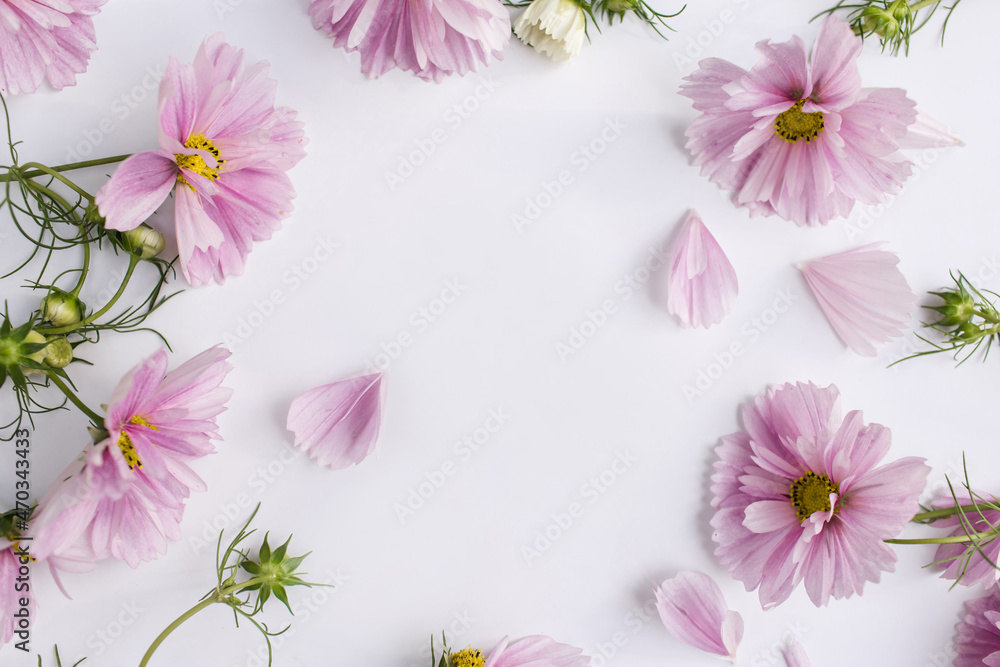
[2,0,1000,665]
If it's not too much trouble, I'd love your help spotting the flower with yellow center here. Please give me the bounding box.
[774,99,825,143]
[116,416,158,470]
[789,471,840,521]
[450,648,485,667]
[175,134,225,188]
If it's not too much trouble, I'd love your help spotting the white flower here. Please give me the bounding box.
[513,0,587,62]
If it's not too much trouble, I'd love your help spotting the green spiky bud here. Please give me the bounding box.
[40,289,86,327]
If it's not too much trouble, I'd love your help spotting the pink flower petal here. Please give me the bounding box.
[782,638,811,667]
[666,211,738,329]
[809,15,862,110]
[654,571,743,659]
[898,107,964,149]
[800,244,917,356]
[286,373,384,470]
[483,635,589,667]
[94,150,177,231]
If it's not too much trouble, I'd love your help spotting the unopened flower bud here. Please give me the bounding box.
[42,336,73,369]
[22,330,47,365]
[125,226,167,259]
[929,289,976,328]
[957,322,983,341]
[601,0,636,13]
[40,289,85,327]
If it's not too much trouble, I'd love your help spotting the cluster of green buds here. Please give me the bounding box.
[593,0,684,39]
[0,317,71,388]
[817,0,957,56]
[898,272,1000,365]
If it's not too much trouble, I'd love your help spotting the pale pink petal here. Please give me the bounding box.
[800,244,917,356]
[654,571,743,659]
[782,638,811,667]
[287,373,384,470]
[898,107,964,149]
[808,15,862,110]
[666,211,738,329]
[955,591,1000,667]
[94,150,177,231]
[309,0,509,81]
[483,635,589,667]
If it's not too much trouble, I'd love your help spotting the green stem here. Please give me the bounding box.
[71,231,91,297]
[909,0,942,11]
[38,254,140,335]
[138,576,272,667]
[18,162,95,202]
[911,503,998,522]
[46,373,102,427]
[0,154,131,183]
[886,529,998,545]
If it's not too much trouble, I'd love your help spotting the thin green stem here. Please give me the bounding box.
[0,154,131,182]
[71,231,91,297]
[887,529,999,546]
[909,0,941,11]
[911,503,998,522]
[138,576,272,667]
[18,162,95,201]
[46,373,102,426]
[25,181,81,223]
[38,254,140,335]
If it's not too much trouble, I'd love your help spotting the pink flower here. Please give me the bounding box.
[0,0,106,96]
[484,636,589,667]
[287,373,383,470]
[654,571,743,661]
[308,0,510,82]
[680,17,917,227]
[666,211,738,329]
[710,382,928,608]
[0,541,33,647]
[931,493,1000,590]
[31,346,232,570]
[955,589,1000,667]
[95,33,306,286]
[799,244,916,356]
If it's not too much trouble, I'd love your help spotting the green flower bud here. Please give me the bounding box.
[22,330,47,365]
[602,0,637,13]
[125,226,167,259]
[40,289,86,327]
[956,322,983,341]
[929,288,976,328]
[42,336,73,369]
[240,532,311,614]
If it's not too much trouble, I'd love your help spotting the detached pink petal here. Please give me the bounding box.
[782,639,811,667]
[483,635,589,667]
[898,108,964,149]
[655,571,742,660]
[666,211,738,329]
[800,244,916,356]
[287,373,383,470]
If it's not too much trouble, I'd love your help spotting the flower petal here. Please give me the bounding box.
[654,571,743,659]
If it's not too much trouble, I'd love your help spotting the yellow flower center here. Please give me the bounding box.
[175,134,224,188]
[451,649,486,667]
[116,415,158,470]
[774,99,825,143]
[789,471,840,521]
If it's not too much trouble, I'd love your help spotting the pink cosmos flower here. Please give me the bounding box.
[955,589,1000,667]
[666,211,738,329]
[799,244,916,356]
[0,541,33,647]
[484,635,589,667]
[680,16,917,227]
[654,571,743,661]
[31,346,232,570]
[308,0,510,82]
[0,0,106,96]
[711,381,929,608]
[95,34,306,286]
[287,373,383,470]
[931,493,1000,590]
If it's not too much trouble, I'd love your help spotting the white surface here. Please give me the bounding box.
[2,0,1000,665]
